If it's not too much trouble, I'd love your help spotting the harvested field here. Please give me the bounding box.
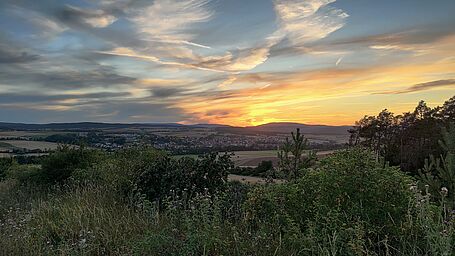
[0,131,73,139]
[232,150,335,167]
[0,140,59,150]
[228,174,284,184]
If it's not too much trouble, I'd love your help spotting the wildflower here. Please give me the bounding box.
[79,238,87,247]
[441,187,448,196]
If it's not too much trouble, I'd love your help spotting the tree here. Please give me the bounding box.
[349,97,454,173]
[419,123,455,206]
[39,145,103,184]
[277,128,315,179]
[441,96,455,121]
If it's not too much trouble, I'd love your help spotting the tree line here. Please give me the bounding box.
[349,96,455,174]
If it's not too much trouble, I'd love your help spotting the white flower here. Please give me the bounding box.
[441,187,448,196]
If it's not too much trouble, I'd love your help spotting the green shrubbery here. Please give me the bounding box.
[245,148,413,254]
[0,157,13,181]
[39,145,104,184]
[1,136,455,255]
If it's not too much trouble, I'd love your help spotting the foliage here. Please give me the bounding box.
[349,96,455,173]
[246,148,413,254]
[2,127,455,255]
[404,184,455,255]
[0,157,14,181]
[39,145,104,184]
[419,123,455,205]
[89,148,233,209]
[7,164,42,184]
[134,152,232,208]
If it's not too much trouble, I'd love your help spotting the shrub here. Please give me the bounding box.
[39,145,104,184]
[92,148,233,209]
[245,148,413,254]
[6,164,41,184]
[135,152,233,208]
[0,157,14,181]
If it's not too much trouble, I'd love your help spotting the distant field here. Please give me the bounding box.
[304,134,350,144]
[0,140,59,150]
[0,141,14,147]
[175,150,335,167]
[0,131,73,139]
[228,174,285,184]
[233,150,335,167]
[0,141,18,151]
[231,150,279,167]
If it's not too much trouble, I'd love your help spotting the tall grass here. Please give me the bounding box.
[0,183,152,255]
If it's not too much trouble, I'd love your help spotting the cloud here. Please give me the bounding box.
[187,38,281,73]
[0,63,135,90]
[335,56,343,66]
[57,5,117,28]
[151,87,185,98]
[374,79,455,94]
[0,100,188,123]
[0,92,131,105]
[274,0,348,45]
[4,4,67,39]
[330,26,455,56]
[0,47,39,63]
[98,0,348,74]
[191,0,348,72]
[128,0,212,45]
[97,47,227,73]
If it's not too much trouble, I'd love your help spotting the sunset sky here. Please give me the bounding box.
[0,0,454,126]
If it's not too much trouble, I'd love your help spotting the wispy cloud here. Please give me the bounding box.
[107,0,348,74]
[0,43,39,63]
[128,0,213,46]
[58,4,117,28]
[274,0,348,45]
[374,79,455,94]
[7,5,66,38]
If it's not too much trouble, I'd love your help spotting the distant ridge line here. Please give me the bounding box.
[0,121,351,135]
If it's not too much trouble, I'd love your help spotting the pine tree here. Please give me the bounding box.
[277,128,314,179]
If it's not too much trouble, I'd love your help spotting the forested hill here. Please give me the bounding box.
[0,121,350,135]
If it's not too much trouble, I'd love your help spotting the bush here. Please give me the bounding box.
[0,157,14,181]
[90,148,233,209]
[135,152,233,208]
[245,148,413,254]
[39,146,104,184]
[6,164,42,184]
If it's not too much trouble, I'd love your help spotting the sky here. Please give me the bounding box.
[0,0,454,126]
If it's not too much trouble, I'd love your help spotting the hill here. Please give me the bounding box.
[0,122,351,136]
